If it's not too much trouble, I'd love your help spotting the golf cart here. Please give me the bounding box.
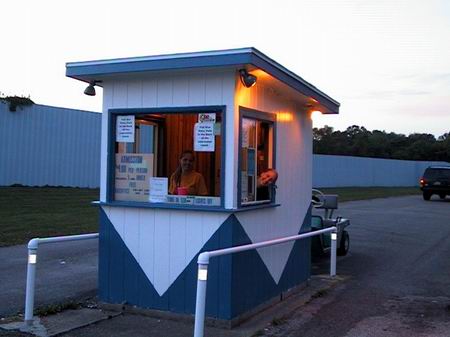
[311,189,350,256]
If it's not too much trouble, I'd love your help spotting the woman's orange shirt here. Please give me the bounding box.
[169,171,208,196]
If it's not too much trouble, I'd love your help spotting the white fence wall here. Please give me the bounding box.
[313,154,450,188]
[0,102,101,188]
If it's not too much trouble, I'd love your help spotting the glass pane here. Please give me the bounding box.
[115,119,155,202]
[113,113,222,207]
[241,117,274,205]
[241,118,257,203]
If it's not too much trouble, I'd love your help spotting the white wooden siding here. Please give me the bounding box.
[99,69,236,205]
[234,75,313,284]
[102,205,229,296]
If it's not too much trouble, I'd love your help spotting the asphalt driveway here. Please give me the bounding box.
[0,240,97,317]
[265,194,450,336]
[1,195,449,337]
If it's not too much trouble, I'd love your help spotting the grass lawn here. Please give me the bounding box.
[0,187,99,247]
[0,186,421,247]
[319,186,421,202]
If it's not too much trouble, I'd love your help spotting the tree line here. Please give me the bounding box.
[313,125,450,162]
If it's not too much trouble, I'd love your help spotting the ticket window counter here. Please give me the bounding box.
[110,107,224,208]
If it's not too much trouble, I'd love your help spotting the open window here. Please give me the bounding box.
[239,107,276,206]
[110,107,224,208]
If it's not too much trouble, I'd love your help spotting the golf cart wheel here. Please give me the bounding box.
[337,230,349,256]
[423,192,431,201]
[439,194,446,199]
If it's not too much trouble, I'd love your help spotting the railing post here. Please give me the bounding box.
[191,227,338,336]
[330,229,337,277]
[24,239,39,324]
[23,233,98,326]
[193,252,210,337]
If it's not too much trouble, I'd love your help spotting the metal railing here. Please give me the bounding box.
[193,226,338,337]
[24,233,99,324]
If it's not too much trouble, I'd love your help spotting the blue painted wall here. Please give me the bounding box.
[99,207,311,319]
[313,154,450,188]
[5,102,446,190]
[0,102,101,188]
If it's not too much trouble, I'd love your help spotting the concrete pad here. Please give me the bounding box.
[1,275,343,337]
[1,309,119,337]
[42,308,119,336]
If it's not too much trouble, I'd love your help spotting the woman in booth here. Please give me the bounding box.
[169,150,208,196]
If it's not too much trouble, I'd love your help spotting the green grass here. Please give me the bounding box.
[0,186,421,247]
[0,187,99,247]
[319,187,421,202]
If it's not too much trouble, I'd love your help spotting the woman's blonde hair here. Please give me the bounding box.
[173,150,195,187]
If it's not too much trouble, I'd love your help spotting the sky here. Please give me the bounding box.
[1,0,449,137]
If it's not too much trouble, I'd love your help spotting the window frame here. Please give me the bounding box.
[106,106,226,210]
[237,106,277,208]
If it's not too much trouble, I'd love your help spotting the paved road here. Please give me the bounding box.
[2,195,449,337]
[263,195,450,337]
[0,239,97,317]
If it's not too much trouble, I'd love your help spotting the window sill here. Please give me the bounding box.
[92,201,281,212]
[233,203,281,212]
[94,201,232,212]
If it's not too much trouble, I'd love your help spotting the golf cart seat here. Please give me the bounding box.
[311,191,351,256]
[314,194,338,220]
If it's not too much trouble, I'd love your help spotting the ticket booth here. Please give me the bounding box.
[66,48,339,322]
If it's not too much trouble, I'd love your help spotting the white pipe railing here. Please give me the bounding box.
[193,226,337,337]
[24,233,99,325]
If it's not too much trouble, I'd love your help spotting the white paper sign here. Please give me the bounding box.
[116,116,135,143]
[194,122,215,152]
[115,153,153,202]
[149,177,168,203]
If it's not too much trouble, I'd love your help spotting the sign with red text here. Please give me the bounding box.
[198,113,216,123]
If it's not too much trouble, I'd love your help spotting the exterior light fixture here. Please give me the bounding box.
[310,110,323,121]
[84,80,101,96]
[239,69,257,88]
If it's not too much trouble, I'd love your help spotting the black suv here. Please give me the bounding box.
[420,166,450,200]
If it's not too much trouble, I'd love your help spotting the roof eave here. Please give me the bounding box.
[66,48,339,114]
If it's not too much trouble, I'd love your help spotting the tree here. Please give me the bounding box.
[312,126,450,162]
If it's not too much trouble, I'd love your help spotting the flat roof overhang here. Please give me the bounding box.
[66,47,340,114]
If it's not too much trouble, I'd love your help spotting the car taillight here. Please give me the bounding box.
[420,178,426,187]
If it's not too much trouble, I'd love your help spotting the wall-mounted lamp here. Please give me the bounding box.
[84,80,102,96]
[310,110,323,121]
[239,69,257,88]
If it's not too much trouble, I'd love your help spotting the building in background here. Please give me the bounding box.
[1,99,446,190]
[312,155,449,188]
[0,101,101,188]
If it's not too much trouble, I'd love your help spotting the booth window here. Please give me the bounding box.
[239,108,275,206]
[111,108,223,207]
